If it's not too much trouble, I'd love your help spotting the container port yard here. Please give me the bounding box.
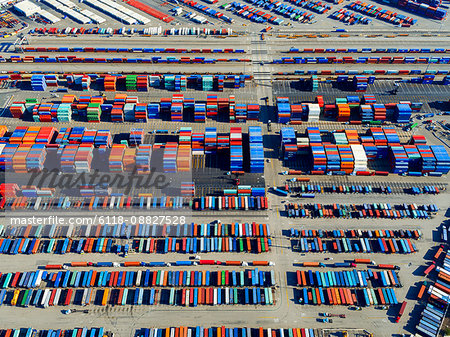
[0,0,448,336]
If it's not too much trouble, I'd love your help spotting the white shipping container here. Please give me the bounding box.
[41,289,50,307]
[34,197,41,211]
[366,287,373,305]
[34,271,43,288]
[109,196,115,209]
[360,238,366,253]
[185,289,190,306]
[85,223,92,237]
[436,266,450,277]
[81,288,88,306]
[136,270,142,287]
[54,288,61,306]
[66,224,74,238]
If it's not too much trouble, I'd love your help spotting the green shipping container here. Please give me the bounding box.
[21,290,29,307]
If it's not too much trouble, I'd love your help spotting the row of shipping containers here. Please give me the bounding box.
[0,195,268,212]
[39,73,249,92]
[0,286,274,307]
[22,47,245,54]
[0,236,271,255]
[287,182,441,194]
[296,268,401,287]
[0,124,247,148]
[2,196,190,212]
[161,287,274,306]
[132,237,271,254]
[193,196,268,211]
[286,47,449,53]
[136,327,321,337]
[284,202,438,219]
[272,56,450,64]
[19,97,255,122]
[7,328,322,337]
[289,228,422,239]
[277,98,416,123]
[297,286,399,306]
[1,268,275,289]
[0,222,271,239]
[3,68,449,86]
[291,237,418,254]
[11,56,252,64]
[0,328,105,337]
[280,69,450,75]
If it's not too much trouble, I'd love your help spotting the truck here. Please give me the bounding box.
[424,262,435,276]
[404,122,418,131]
[334,262,357,268]
[272,187,288,196]
[302,262,326,267]
[321,313,346,318]
[418,113,434,120]
[395,301,407,323]
[376,264,400,270]
[62,309,89,314]
[171,7,183,15]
